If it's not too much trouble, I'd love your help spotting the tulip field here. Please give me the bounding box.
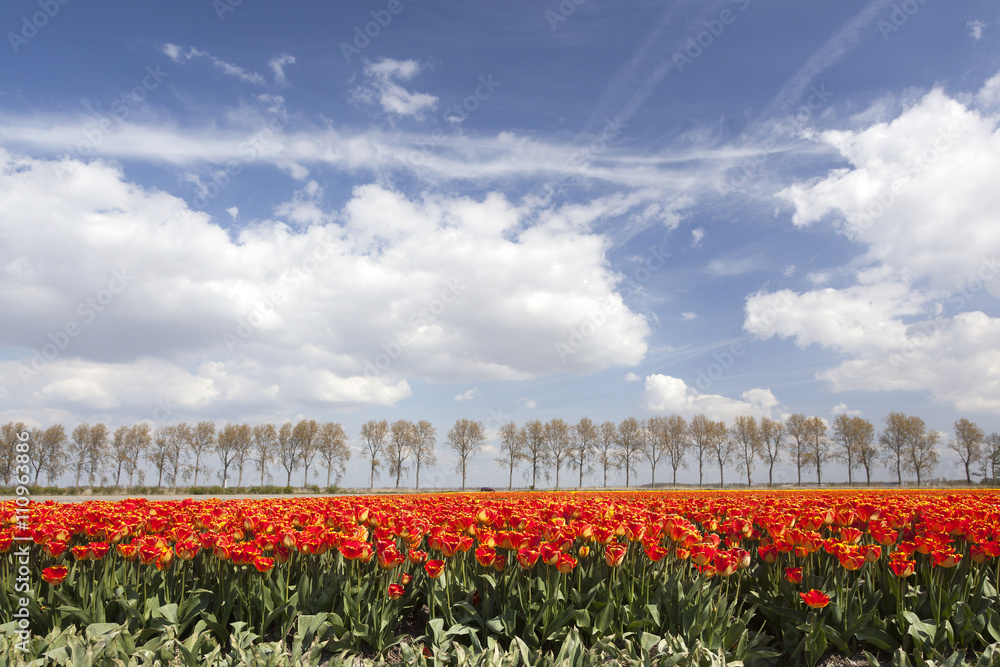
[4,491,1000,666]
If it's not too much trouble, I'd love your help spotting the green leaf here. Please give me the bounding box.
[856,627,900,652]
[893,647,912,667]
[156,603,178,626]
[861,650,881,667]
[640,632,662,652]
[594,603,613,633]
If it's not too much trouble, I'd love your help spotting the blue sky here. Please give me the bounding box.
[2,1,1000,489]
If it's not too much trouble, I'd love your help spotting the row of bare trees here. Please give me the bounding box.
[484,413,999,489]
[0,420,351,490]
[2,412,997,490]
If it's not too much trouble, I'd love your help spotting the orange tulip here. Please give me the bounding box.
[424,559,446,578]
[387,583,404,599]
[800,589,830,609]
[555,553,577,574]
[785,567,803,584]
[253,556,275,573]
[41,565,69,585]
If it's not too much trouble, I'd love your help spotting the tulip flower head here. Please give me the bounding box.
[42,566,68,585]
[800,589,830,609]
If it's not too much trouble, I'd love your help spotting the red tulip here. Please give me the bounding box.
[41,565,68,585]
[800,589,830,609]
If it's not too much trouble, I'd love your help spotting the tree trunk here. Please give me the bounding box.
[194,453,201,486]
[415,465,420,490]
[768,462,774,487]
[261,465,266,488]
[719,461,725,489]
[579,464,584,488]
[746,461,752,487]
[698,461,703,486]
[509,464,513,490]
[286,468,292,488]
[370,462,375,490]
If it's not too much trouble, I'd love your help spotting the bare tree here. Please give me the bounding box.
[123,424,150,489]
[387,420,415,489]
[904,428,941,486]
[596,421,619,487]
[148,426,173,488]
[216,423,247,489]
[27,427,45,485]
[832,415,874,486]
[277,421,299,487]
[568,417,597,488]
[111,426,130,487]
[293,419,320,487]
[706,418,733,488]
[880,412,922,486]
[251,423,277,487]
[31,425,66,486]
[856,419,879,486]
[521,420,550,488]
[730,415,762,486]
[759,417,783,486]
[317,422,351,488]
[0,422,28,485]
[166,423,190,492]
[784,414,811,485]
[663,414,690,487]
[84,423,111,489]
[987,433,1000,483]
[67,424,90,488]
[544,418,573,489]
[949,418,985,483]
[39,425,66,486]
[688,415,714,486]
[360,419,389,490]
[616,417,643,488]
[644,416,670,487]
[496,422,525,490]
[447,418,485,490]
[227,423,254,487]
[805,417,830,485]
[187,421,216,487]
[411,420,436,490]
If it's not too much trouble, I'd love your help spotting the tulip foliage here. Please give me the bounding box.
[3,490,1000,665]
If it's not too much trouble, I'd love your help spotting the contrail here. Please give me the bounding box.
[581,0,732,136]
[751,0,897,131]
